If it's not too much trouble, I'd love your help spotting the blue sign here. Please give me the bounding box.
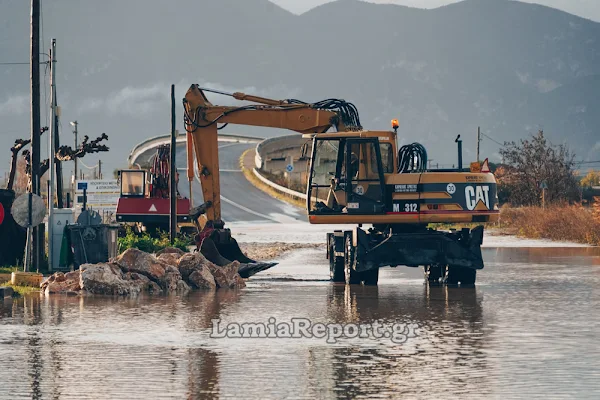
[78,182,88,190]
[286,164,294,173]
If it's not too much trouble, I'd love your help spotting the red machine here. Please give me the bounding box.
[115,144,193,234]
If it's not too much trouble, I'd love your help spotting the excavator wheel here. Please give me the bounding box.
[328,234,345,283]
[444,265,476,286]
[424,264,444,285]
[362,268,379,286]
[344,233,362,285]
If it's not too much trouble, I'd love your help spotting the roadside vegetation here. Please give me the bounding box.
[117,227,194,254]
[496,204,600,245]
[491,130,600,245]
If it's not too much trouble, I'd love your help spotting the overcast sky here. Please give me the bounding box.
[271,0,600,22]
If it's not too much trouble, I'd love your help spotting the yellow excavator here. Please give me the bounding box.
[183,84,499,285]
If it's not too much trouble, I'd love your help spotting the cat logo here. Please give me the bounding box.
[465,185,490,210]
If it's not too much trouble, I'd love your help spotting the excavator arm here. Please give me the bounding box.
[181,84,363,274]
[182,84,359,225]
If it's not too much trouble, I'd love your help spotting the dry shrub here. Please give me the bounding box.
[498,204,600,245]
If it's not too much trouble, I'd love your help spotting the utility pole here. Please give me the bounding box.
[476,126,481,162]
[48,38,57,271]
[54,112,63,207]
[169,84,177,244]
[29,0,41,271]
[70,120,78,201]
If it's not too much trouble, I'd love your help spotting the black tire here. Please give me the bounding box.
[362,268,379,286]
[445,266,476,286]
[425,264,443,285]
[329,235,345,282]
[344,233,361,285]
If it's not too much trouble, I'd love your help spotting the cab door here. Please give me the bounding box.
[344,138,386,214]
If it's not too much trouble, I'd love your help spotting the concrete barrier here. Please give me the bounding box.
[254,134,309,170]
[252,168,308,200]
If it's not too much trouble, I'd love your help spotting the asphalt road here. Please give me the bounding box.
[176,142,305,224]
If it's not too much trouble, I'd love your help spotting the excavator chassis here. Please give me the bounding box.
[327,224,484,286]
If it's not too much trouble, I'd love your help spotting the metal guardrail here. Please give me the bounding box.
[129,132,263,167]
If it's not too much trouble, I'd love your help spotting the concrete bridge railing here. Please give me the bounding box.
[253,134,312,201]
[254,134,310,170]
[128,132,263,168]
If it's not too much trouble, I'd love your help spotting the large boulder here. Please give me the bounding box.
[157,252,180,267]
[176,279,191,293]
[124,272,162,293]
[114,248,168,283]
[177,253,213,281]
[161,265,182,292]
[208,261,246,289]
[156,247,186,257]
[188,266,217,290]
[79,263,141,296]
[41,270,82,295]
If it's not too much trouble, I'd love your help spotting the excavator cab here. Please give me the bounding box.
[307,134,392,217]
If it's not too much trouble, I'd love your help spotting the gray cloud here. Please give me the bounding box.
[0,94,29,116]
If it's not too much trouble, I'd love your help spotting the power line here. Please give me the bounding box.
[575,160,600,165]
[481,132,505,147]
[0,60,50,65]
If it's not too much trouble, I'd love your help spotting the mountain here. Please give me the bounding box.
[1,0,599,179]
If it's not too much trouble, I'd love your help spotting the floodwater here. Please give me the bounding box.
[1,246,600,399]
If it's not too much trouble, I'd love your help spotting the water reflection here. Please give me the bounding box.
[1,245,600,398]
[321,284,489,398]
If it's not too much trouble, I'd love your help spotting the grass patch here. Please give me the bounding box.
[495,204,600,245]
[0,282,41,297]
[0,266,19,274]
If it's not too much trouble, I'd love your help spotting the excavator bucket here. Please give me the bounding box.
[196,224,277,279]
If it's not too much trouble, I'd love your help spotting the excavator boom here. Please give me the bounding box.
[183,84,354,224]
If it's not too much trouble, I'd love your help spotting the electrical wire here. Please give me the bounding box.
[397,143,428,173]
[481,132,505,147]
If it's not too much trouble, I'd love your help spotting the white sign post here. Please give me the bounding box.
[74,179,120,221]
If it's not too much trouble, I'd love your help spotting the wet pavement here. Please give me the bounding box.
[1,246,600,399]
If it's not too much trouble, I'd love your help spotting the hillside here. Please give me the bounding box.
[1,0,599,178]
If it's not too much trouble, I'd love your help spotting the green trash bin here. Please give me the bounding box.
[68,224,120,268]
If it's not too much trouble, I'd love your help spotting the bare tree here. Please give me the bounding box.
[21,133,109,192]
[5,127,48,191]
[498,130,580,206]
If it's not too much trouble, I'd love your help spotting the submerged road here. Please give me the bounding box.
[176,142,305,224]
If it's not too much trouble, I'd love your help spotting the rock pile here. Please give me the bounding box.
[40,247,246,296]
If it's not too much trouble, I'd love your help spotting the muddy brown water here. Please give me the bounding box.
[1,247,600,399]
